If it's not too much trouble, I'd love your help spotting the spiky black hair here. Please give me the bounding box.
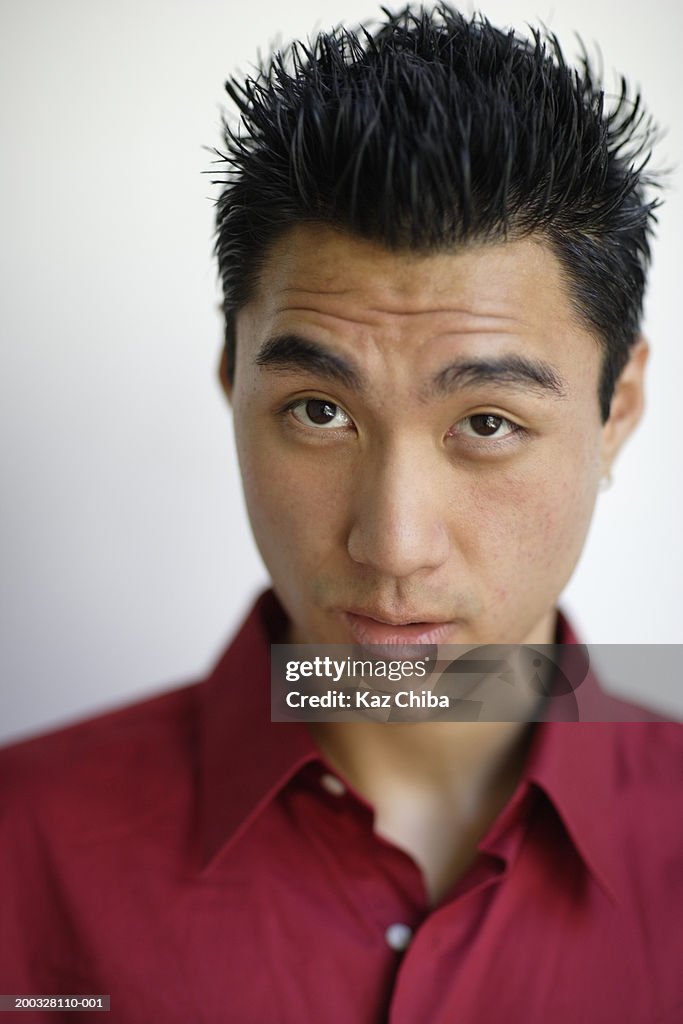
[212,4,662,420]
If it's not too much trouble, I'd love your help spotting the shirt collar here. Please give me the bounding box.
[519,611,621,903]
[198,593,620,901]
[197,590,320,870]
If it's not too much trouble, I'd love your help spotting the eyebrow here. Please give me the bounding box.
[255,334,363,390]
[427,353,568,401]
[255,333,568,400]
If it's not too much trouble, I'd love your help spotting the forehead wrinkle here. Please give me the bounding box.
[273,300,530,338]
[279,286,354,296]
[276,289,526,320]
[274,274,531,324]
[272,305,381,329]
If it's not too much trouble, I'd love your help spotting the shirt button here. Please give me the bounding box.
[320,772,346,797]
[385,922,413,952]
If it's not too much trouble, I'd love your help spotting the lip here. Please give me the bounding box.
[341,610,458,646]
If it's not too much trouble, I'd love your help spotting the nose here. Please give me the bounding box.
[346,440,450,579]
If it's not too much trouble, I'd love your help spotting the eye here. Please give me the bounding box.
[289,398,353,430]
[449,413,521,440]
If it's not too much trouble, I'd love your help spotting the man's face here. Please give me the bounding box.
[225,224,645,646]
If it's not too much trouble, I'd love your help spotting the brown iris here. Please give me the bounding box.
[469,414,504,436]
[304,399,338,425]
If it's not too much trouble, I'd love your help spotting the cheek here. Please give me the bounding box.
[461,445,600,585]
[235,426,350,566]
[524,478,595,573]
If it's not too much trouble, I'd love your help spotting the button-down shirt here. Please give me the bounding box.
[1,591,682,1022]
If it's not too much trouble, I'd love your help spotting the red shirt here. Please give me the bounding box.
[1,591,682,1023]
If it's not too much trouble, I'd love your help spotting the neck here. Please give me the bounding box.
[308,606,557,797]
[305,607,557,903]
[308,717,537,807]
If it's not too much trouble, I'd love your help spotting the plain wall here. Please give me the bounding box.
[1,0,681,744]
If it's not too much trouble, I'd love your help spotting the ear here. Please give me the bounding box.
[600,335,649,473]
[218,346,233,404]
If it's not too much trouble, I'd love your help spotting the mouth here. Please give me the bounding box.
[341,610,458,647]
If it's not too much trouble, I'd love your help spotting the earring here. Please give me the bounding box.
[599,471,613,492]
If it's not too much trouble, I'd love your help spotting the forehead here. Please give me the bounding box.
[237,223,602,405]
[249,223,578,325]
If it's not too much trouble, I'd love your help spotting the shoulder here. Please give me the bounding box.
[0,682,203,842]
[611,720,683,785]
[608,722,683,880]
[611,721,683,818]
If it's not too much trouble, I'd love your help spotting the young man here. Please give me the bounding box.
[1,6,681,1022]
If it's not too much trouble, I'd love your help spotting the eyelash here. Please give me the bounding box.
[282,397,353,432]
[280,397,529,449]
[447,414,525,445]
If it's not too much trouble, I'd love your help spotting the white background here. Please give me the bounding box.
[1,0,681,743]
